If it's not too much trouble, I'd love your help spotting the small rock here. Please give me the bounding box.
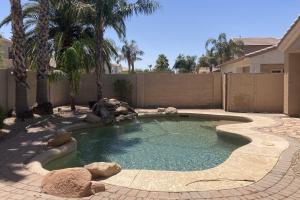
[41,168,92,198]
[84,162,121,178]
[108,99,121,106]
[48,130,72,147]
[91,182,105,194]
[85,113,102,124]
[157,108,166,113]
[120,101,129,107]
[115,106,128,115]
[165,107,177,115]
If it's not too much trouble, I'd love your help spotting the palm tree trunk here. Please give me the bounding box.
[36,0,52,114]
[127,60,131,73]
[95,18,105,101]
[70,94,76,111]
[131,62,135,73]
[10,0,32,119]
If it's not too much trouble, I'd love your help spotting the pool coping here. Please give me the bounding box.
[26,110,289,192]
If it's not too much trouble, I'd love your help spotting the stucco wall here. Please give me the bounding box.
[136,73,222,108]
[221,48,284,74]
[284,53,300,116]
[225,73,283,113]
[249,48,284,73]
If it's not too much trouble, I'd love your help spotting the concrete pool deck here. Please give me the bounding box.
[0,108,300,199]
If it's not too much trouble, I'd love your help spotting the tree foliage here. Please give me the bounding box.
[173,54,197,73]
[154,54,170,72]
[119,40,144,73]
[197,33,244,72]
[205,33,244,65]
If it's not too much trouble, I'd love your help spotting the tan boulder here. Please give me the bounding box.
[115,106,128,115]
[48,129,71,147]
[85,113,102,124]
[165,107,177,114]
[84,162,121,178]
[91,182,105,194]
[41,168,92,198]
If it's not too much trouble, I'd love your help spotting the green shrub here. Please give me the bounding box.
[0,107,4,129]
[113,79,132,103]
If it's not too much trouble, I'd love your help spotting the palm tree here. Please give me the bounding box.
[205,33,244,64]
[51,41,89,111]
[1,0,118,106]
[120,40,144,73]
[154,54,170,72]
[35,0,53,114]
[10,0,33,118]
[82,0,159,100]
[198,49,218,72]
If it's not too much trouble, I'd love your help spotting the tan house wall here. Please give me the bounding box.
[284,53,300,116]
[260,64,284,73]
[225,73,283,113]
[221,48,284,74]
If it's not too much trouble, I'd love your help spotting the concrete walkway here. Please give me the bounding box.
[0,109,299,200]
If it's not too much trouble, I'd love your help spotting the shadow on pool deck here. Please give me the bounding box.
[0,111,86,183]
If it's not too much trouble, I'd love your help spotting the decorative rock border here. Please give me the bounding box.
[26,110,289,192]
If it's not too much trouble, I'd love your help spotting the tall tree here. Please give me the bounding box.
[154,54,170,72]
[205,33,244,64]
[10,0,32,118]
[197,49,218,73]
[35,0,53,114]
[83,0,159,100]
[173,54,197,73]
[120,40,144,73]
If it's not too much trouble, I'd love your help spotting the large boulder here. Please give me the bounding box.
[85,113,102,124]
[115,106,128,115]
[48,129,72,147]
[165,107,178,115]
[84,162,121,178]
[41,168,93,198]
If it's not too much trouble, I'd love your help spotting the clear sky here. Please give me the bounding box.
[1,0,300,70]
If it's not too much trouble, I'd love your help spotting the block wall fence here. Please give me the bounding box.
[0,69,284,113]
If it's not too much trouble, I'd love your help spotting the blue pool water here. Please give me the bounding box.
[45,116,249,171]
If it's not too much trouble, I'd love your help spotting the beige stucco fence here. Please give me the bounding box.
[0,69,223,111]
[223,73,284,113]
[0,68,284,113]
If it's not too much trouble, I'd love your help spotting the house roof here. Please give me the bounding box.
[278,15,300,49]
[218,45,278,68]
[233,37,280,46]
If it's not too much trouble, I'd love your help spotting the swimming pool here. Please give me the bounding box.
[45,116,249,171]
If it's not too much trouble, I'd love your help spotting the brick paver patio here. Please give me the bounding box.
[0,111,300,200]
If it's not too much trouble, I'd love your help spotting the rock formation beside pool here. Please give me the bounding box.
[47,129,72,147]
[90,98,137,124]
[84,162,122,178]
